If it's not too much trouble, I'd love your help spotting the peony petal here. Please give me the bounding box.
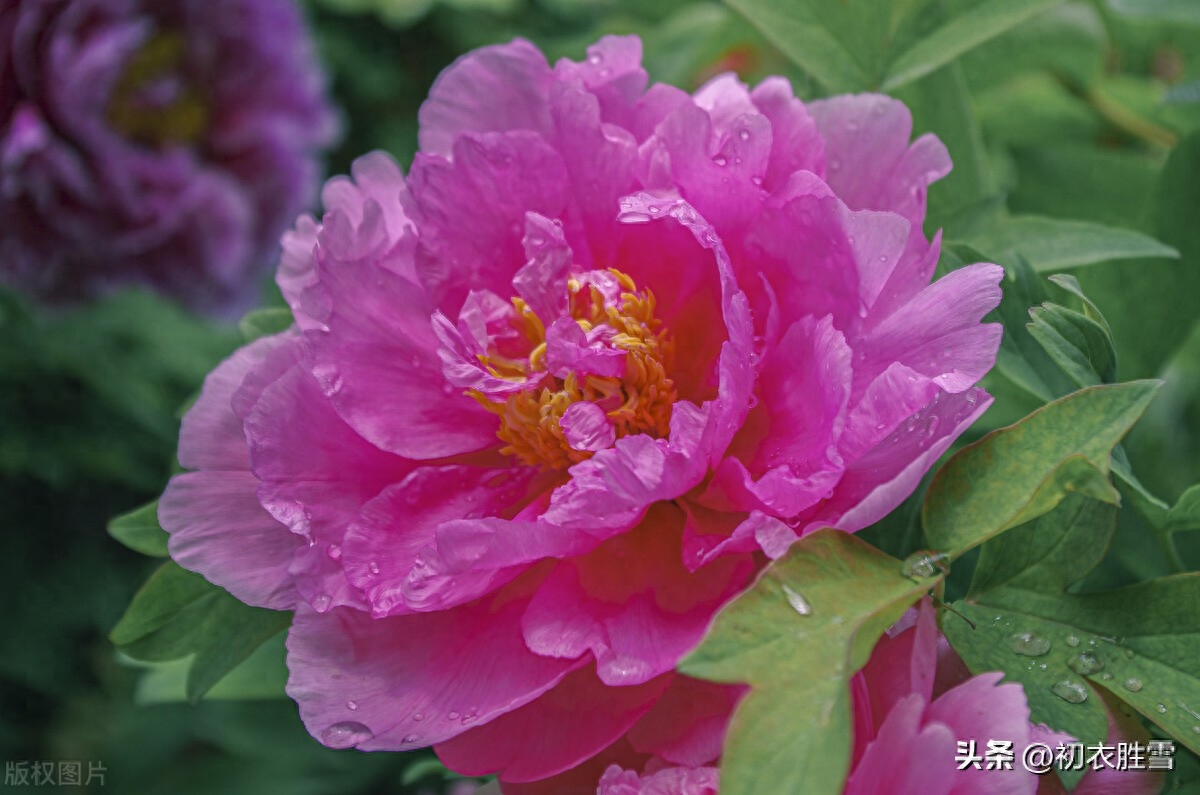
[925,672,1040,795]
[160,470,300,610]
[341,465,538,616]
[418,39,553,158]
[435,664,670,783]
[306,258,499,459]
[805,388,993,534]
[858,263,1004,394]
[845,694,957,795]
[561,401,618,452]
[626,676,742,767]
[177,333,292,472]
[514,212,572,321]
[749,76,824,193]
[286,576,581,752]
[522,504,755,685]
[407,132,570,312]
[807,94,951,233]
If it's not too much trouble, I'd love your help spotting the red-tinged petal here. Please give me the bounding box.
[626,676,742,767]
[286,577,581,753]
[521,504,755,685]
[160,470,300,610]
[435,665,670,784]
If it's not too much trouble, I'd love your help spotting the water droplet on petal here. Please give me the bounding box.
[1067,652,1103,675]
[322,721,373,748]
[782,584,812,616]
[738,129,750,141]
[648,205,661,214]
[1065,635,1080,647]
[1011,632,1051,657]
[448,711,461,720]
[326,544,342,561]
[751,176,763,187]
[346,700,358,711]
[312,594,332,613]
[402,733,421,744]
[1123,678,1143,692]
[413,712,426,722]
[1051,681,1088,704]
[368,561,380,575]
[712,155,727,167]
[588,52,603,65]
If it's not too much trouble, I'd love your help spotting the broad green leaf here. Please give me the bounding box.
[111,561,292,702]
[881,0,1066,90]
[923,381,1160,555]
[107,500,169,557]
[1107,0,1200,26]
[961,216,1178,272]
[131,632,289,704]
[1165,485,1200,534]
[110,562,213,645]
[946,496,1200,757]
[720,0,876,92]
[239,307,294,342]
[680,530,940,795]
[1027,304,1115,388]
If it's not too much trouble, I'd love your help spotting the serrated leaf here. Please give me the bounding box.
[112,561,292,702]
[923,381,1160,556]
[963,216,1178,272]
[946,495,1200,757]
[881,0,1066,90]
[107,500,169,557]
[1027,304,1116,388]
[239,307,294,342]
[680,530,939,795]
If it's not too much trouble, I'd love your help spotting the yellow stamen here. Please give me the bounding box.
[467,269,676,469]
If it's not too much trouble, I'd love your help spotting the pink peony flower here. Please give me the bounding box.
[159,35,1003,788]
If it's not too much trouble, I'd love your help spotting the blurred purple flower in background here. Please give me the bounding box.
[0,0,338,315]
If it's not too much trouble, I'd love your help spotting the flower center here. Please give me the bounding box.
[107,32,209,147]
[469,269,677,470]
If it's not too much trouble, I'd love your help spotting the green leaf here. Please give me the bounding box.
[923,381,1160,556]
[1107,0,1200,26]
[111,562,292,702]
[988,255,1076,403]
[239,307,294,342]
[945,495,1200,758]
[721,0,877,92]
[1165,485,1200,534]
[1027,304,1116,388]
[881,0,1066,90]
[107,500,169,557]
[961,216,1178,272]
[680,530,940,795]
[130,632,289,704]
